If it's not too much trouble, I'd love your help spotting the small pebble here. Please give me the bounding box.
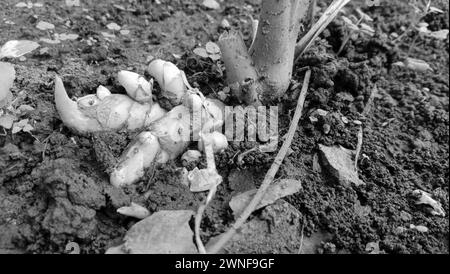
[341,116,349,124]
[221,19,231,29]
[323,124,331,134]
[395,226,407,234]
[410,224,429,233]
[316,109,328,116]
[309,116,319,123]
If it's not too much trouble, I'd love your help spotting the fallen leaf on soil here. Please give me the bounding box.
[106,210,197,254]
[0,62,15,107]
[318,144,365,186]
[412,189,445,217]
[0,40,40,58]
[229,179,302,217]
[207,200,314,254]
[202,0,220,10]
[36,21,55,31]
[120,30,130,35]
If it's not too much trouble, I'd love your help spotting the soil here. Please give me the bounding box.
[0,0,448,254]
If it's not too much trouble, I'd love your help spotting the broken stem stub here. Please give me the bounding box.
[218,30,262,105]
[250,0,312,99]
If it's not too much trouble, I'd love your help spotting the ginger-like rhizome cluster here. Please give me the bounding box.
[54,59,227,187]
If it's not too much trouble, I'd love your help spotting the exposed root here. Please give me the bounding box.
[194,130,223,254]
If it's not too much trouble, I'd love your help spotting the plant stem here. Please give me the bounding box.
[218,30,262,105]
[207,69,311,254]
[250,0,312,99]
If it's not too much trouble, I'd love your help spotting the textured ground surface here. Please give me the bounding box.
[0,0,448,253]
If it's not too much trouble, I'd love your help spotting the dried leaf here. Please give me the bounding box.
[0,40,40,58]
[205,41,220,54]
[193,47,209,58]
[122,210,197,254]
[229,179,302,216]
[0,62,15,107]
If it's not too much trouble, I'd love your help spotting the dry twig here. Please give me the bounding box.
[294,0,351,63]
[207,70,312,254]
